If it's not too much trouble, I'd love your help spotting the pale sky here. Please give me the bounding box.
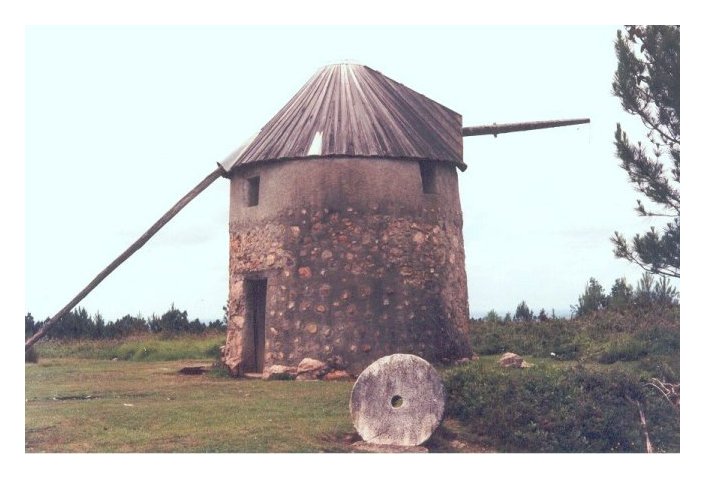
[25,25,678,322]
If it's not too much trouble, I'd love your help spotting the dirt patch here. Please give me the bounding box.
[319,422,495,453]
[179,366,208,375]
[51,394,98,401]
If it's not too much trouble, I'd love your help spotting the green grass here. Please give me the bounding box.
[25,358,355,452]
[34,333,225,361]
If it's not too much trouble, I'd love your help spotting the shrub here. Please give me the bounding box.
[637,356,680,383]
[597,337,649,364]
[469,318,582,359]
[443,362,679,452]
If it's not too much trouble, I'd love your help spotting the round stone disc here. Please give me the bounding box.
[349,354,445,446]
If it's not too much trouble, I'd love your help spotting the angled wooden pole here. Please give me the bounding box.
[25,167,224,351]
[462,118,590,137]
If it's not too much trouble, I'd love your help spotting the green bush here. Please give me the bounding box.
[470,319,583,359]
[597,337,649,364]
[637,356,680,383]
[443,362,679,452]
[470,306,679,364]
[635,327,680,355]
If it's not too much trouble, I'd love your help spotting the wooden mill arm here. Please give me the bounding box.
[25,166,225,351]
[462,118,590,137]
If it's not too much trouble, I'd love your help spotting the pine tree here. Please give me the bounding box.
[611,25,679,278]
[609,277,633,310]
[25,313,35,339]
[574,278,607,316]
[514,301,533,322]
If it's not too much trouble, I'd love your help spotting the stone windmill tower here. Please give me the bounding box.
[26,62,587,377]
[220,63,471,376]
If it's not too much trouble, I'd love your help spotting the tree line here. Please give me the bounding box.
[25,304,227,340]
[475,272,679,322]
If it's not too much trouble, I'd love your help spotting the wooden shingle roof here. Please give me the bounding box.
[226,63,465,171]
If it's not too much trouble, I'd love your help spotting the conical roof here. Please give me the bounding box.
[224,63,465,172]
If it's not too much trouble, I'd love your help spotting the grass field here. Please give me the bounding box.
[27,353,679,453]
[25,356,493,453]
[25,358,355,453]
[26,308,679,453]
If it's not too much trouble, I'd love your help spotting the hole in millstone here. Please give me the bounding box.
[391,395,403,408]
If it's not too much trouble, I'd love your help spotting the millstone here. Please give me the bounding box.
[349,354,445,446]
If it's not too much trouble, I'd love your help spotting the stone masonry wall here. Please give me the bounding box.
[222,158,471,376]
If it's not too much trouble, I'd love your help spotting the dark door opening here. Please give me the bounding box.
[244,278,267,373]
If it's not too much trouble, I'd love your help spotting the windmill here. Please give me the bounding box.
[25,63,589,361]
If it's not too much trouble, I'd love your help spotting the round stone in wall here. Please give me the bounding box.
[349,354,445,446]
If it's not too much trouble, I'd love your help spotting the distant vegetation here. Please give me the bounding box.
[25,304,226,341]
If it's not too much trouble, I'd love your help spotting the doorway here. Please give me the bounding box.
[244,278,267,373]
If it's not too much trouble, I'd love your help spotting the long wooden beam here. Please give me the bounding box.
[462,118,590,137]
[25,167,225,351]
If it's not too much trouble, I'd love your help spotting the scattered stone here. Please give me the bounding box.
[263,364,297,380]
[52,394,95,401]
[296,357,329,380]
[449,439,468,450]
[498,352,522,368]
[305,322,318,334]
[498,352,533,368]
[326,355,347,370]
[453,357,471,365]
[323,370,352,381]
[297,266,312,278]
